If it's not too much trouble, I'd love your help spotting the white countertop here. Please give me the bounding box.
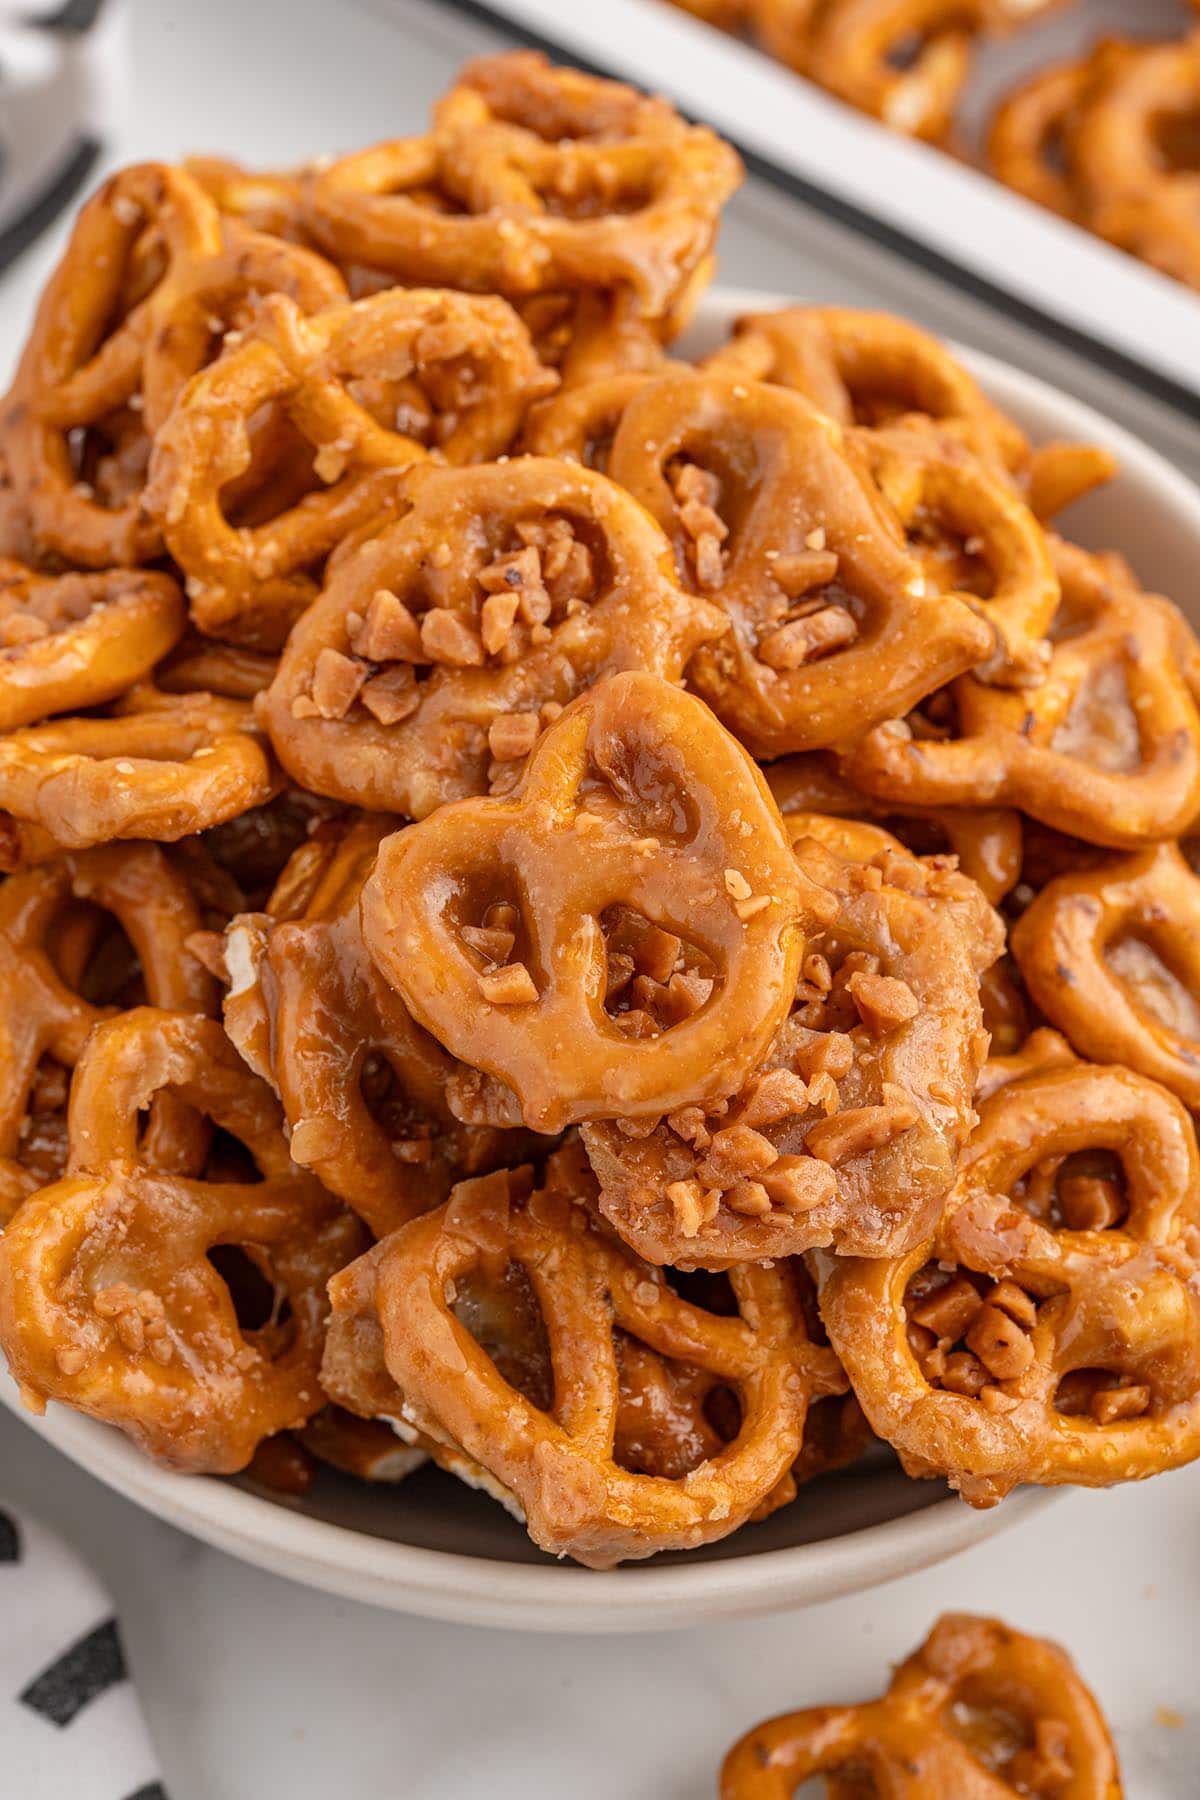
[3,3,1199,1793]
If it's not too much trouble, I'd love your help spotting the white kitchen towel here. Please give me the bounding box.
[0,1500,165,1800]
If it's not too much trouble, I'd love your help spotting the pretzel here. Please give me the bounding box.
[765,752,1022,903]
[607,372,991,757]
[0,845,219,1219]
[840,540,1200,847]
[802,0,981,143]
[221,815,536,1238]
[361,670,831,1133]
[583,824,996,1266]
[0,562,185,731]
[144,288,554,647]
[0,1008,363,1472]
[720,1611,1123,1798]
[820,1059,1200,1506]
[988,59,1092,219]
[261,457,727,818]
[305,53,741,318]
[321,1153,846,1566]
[1011,843,1200,1109]
[858,426,1058,684]
[157,636,278,701]
[0,689,276,850]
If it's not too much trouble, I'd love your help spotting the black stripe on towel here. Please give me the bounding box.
[19,1616,127,1727]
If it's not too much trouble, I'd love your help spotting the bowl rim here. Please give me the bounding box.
[6,284,1198,1632]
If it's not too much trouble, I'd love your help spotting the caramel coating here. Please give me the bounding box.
[261,457,726,818]
[322,1154,845,1567]
[820,1061,1200,1506]
[361,671,830,1133]
[721,1612,1123,1798]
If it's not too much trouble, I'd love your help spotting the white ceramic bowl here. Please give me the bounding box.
[5,288,1200,1632]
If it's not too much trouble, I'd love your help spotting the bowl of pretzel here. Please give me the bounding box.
[2,48,1200,1633]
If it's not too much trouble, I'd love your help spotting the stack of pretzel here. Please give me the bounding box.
[668,0,1200,295]
[1,48,1200,1572]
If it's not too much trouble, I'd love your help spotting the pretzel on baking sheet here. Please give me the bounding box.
[322,1152,846,1567]
[819,1059,1200,1506]
[0,1008,363,1472]
[582,822,998,1268]
[360,671,831,1134]
[721,1611,1123,1798]
[607,371,992,757]
[262,457,727,818]
[840,540,1200,847]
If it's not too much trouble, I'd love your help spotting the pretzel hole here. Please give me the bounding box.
[904,686,958,742]
[1152,108,1200,174]
[451,1262,554,1412]
[67,911,145,1009]
[902,503,994,602]
[1054,1369,1153,1424]
[69,410,151,510]
[905,1266,1040,1392]
[206,1244,287,1334]
[944,1694,1042,1781]
[602,906,716,1036]
[1049,661,1140,772]
[0,571,96,647]
[580,735,698,844]
[1016,1149,1128,1233]
[1105,933,1200,1039]
[613,1333,736,1479]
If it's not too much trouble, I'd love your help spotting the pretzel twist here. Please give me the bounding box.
[221,815,537,1237]
[361,672,829,1132]
[262,457,727,818]
[607,372,991,757]
[1011,842,1200,1109]
[583,823,997,1267]
[820,1060,1200,1505]
[145,287,555,646]
[0,1009,363,1472]
[840,541,1200,846]
[721,1612,1123,1798]
[322,1154,846,1566]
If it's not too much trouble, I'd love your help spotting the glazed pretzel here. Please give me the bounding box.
[0,1009,364,1473]
[361,671,830,1133]
[607,371,991,757]
[819,1059,1200,1506]
[0,562,184,730]
[145,287,554,646]
[840,540,1200,847]
[261,457,727,818]
[221,814,536,1238]
[765,752,1022,903]
[0,845,218,1219]
[721,1612,1123,1799]
[803,0,982,143]
[988,58,1092,219]
[520,369,661,468]
[582,824,997,1268]
[0,689,276,849]
[1011,843,1200,1110]
[305,53,741,317]
[322,1155,846,1567]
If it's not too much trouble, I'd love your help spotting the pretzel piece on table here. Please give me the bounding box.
[0,562,185,730]
[360,671,830,1134]
[220,814,538,1238]
[1011,842,1200,1110]
[582,824,998,1268]
[840,540,1200,847]
[0,690,276,850]
[819,1059,1200,1506]
[322,1154,846,1566]
[145,287,555,647]
[607,371,991,757]
[0,1009,364,1473]
[262,456,727,818]
[720,1612,1123,1799]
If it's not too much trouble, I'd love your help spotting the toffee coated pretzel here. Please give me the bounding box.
[0,844,215,1219]
[145,287,555,647]
[322,1153,847,1567]
[607,371,991,757]
[262,456,727,819]
[1011,842,1200,1111]
[0,1008,363,1473]
[360,670,832,1134]
[305,53,741,318]
[840,540,1200,847]
[220,814,536,1238]
[582,821,998,1268]
[819,1059,1200,1506]
[720,1612,1123,1798]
